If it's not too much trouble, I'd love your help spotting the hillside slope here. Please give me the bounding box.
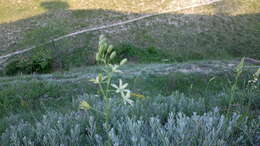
[0,0,259,61]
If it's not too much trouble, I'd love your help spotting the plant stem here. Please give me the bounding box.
[228,72,239,115]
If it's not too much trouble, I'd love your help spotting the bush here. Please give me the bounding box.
[1,93,259,145]
[4,46,96,75]
[0,112,100,146]
[109,109,259,146]
[114,44,172,63]
[1,108,259,145]
[4,47,53,75]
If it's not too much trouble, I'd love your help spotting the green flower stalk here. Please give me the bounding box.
[228,58,244,114]
[80,35,134,140]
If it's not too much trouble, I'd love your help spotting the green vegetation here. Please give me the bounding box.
[0,0,260,145]
[4,47,53,75]
[0,59,259,145]
[0,37,259,145]
[114,44,174,63]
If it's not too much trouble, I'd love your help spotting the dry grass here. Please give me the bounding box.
[0,0,259,59]
[2,0,258,24]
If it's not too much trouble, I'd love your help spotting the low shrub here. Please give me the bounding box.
[4,47,53,75]
[114,44,173,63]
[1,106,259,145]
[109,109,259,146]
[0,112,97,146]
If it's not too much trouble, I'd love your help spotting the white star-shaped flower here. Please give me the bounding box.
[111,79,128,94]
[121,90,134,105]
[111,79,133,105]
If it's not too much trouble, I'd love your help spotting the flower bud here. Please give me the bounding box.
[99,34,105,41]
[98,39,106,49]
[120,58,127,65]
[107,45,113,53]
[96,53,100,61]
[110,51,116,59]
[98,73,103,82]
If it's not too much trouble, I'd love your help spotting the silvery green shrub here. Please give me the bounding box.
[74,91,205,121]
[1,111,102,146]
[1,93,259,145]
[108,108,259,146]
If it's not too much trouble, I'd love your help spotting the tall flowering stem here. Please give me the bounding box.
[80,35,133,130]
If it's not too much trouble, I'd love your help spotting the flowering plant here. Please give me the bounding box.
[80,35,134,121]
